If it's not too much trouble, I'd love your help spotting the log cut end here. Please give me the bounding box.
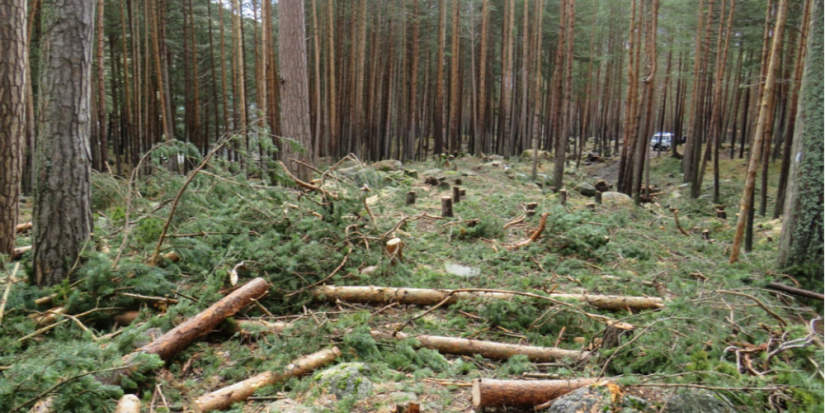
[114,394,141,413]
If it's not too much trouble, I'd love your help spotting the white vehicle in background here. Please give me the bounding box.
[650,132,673,151]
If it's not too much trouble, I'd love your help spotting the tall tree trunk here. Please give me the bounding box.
[311,0,322,159]
[279,0,314,180]
[777,0,823,287]
[477,0,490,156]
[34,0,95,286]
[551,0,568,190]
[730,0,789,263]
[434,0,446,155]
[149,0,172,141]
[529,0,544,180]
[448,0,461,153]
[774,0,812,219]
[232,0,247,142]
[0,0,27,256]
[326,0,337,158]
[406,0,420,161]
[95,0,107,170]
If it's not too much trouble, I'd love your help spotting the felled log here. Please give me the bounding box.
[16,222,33,233]
[441,196,453,217]
[371,331,588,362]
[114,394,141,413]
[137,277,269,362]
[471,378,600,408]
[13,245,31,260]
[114,311,141,326]
[766,282,824,301]
[191,347,341,413]
[312,285,663,312]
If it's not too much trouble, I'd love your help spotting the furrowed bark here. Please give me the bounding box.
[191,347,341,413]
[472,378,600,408]
[312,285,663,312]
[371,331,588,362]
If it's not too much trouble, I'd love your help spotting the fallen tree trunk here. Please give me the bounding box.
[137,277,269,362]
[312,285,663,311]
[13,245,31,260]
[191,347,341,413]
[16,222,32,233]
[766,282,824,301]
[472,378,600,408]
[370,331,588,362]
[114,395,141,413]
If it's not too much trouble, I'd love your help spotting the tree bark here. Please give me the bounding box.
[0,0,27,256]
[192,347,341,413]
[776,0,823,285]
[279,0,314,180]
[34,0,95,286]
[472,378,600,408]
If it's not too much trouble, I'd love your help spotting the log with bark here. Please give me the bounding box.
[136,277,269,362]
[766,282,824,301]
[12,245,31,260]
[16,222,32,233]
[471,378,600,408]
[114,394,141,413]
[191,347,341,413]
[312,285,663,312]
[371,331,588,362]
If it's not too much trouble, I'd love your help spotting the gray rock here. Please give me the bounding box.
[665,390,735,413]
[521,149,551,160]
[389,392,418,404]
[578,182,597,197]
[372,159,403,172]
[268,398,313,413]
[602,191,634,208]
[546,384,646,413]
[314,362,373,401]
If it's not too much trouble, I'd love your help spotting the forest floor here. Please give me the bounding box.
[2,148,821,413]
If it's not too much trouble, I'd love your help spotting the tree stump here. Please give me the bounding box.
[585,203,596,210]
[454,178,462,185]
[406,191,416,205]
[595,191,603,204]
[441,196,453,217]
[452,186,461,203]
[559,189,568,206]
[525,202,538,211]
[386,238,403,263]
[459,188,466,197]
[715,206,726,220]
[702,230,710,241]
[396,403,420,413]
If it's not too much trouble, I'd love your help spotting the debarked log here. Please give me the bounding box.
[471,378,601,408]
[312,285,663,312]
[370,331,588,362]
[191,347,341,413]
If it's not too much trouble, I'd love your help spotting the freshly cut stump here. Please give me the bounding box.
[471,378,600,408]
[441,196,453,217]
[114,394,141,413]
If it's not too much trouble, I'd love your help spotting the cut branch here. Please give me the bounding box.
[765,282,824,301]
[191,347,341,413]
[371,331,588,362]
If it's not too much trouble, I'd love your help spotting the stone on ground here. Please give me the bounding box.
[314,362,373,401]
